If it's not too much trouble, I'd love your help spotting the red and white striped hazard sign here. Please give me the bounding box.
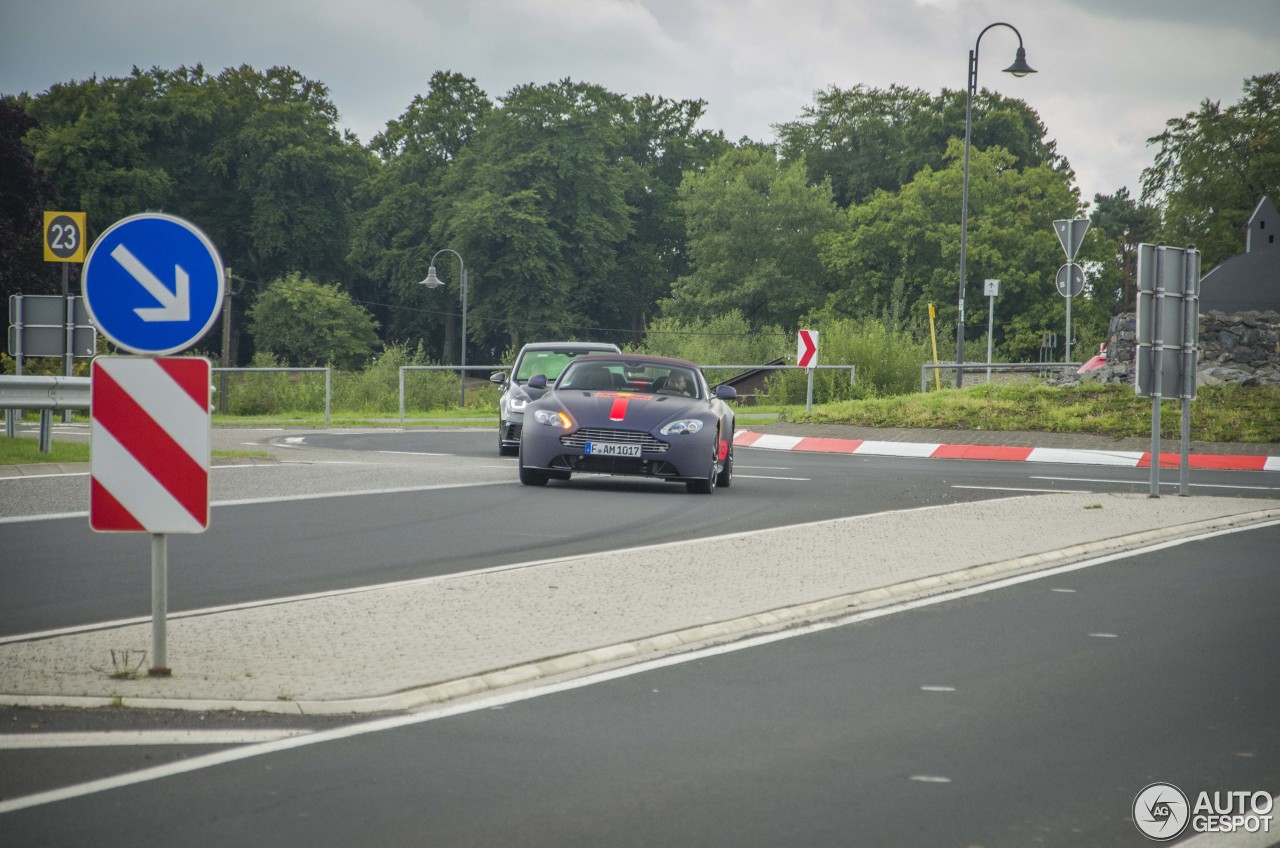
[90,356,211,533]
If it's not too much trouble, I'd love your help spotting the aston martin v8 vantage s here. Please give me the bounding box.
[518,355,737,494]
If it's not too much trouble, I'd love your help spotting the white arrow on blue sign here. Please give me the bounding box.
[82,213,225,355]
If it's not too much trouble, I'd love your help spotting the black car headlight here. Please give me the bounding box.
[659,419,704,436]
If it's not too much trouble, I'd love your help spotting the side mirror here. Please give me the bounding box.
[715,384,737,401]
[528,374,548,390]
[489,372,508,385]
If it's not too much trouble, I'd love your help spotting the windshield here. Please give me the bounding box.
[559,361,701,399]
[514,350,595,383]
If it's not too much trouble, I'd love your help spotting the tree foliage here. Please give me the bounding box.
[776,83,1065,209]
[666,146,845,330]
[0,97,55,302]
[817,140,1106,360]
[247,272,379,369]
[1142,72,1280,267]
[6,61,1271,383]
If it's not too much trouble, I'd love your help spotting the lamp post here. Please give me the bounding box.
[419,248,468,407]
[955,22,1035,388]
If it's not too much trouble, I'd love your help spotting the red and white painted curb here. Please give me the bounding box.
[733,430,1280,473]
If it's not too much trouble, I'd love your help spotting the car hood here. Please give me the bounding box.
[548,391,713,431]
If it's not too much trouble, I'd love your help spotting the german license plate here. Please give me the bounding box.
[586,442,641,457]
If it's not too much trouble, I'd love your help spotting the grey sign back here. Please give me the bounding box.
[1135,244,1200,400]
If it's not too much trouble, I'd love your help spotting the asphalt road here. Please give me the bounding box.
[2,429,1277,637]
[4,520,1277,846]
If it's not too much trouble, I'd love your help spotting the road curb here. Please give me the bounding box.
[734,430,1280,472]
[7,507,1276,715]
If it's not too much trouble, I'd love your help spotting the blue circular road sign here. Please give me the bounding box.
[82,213,225,355]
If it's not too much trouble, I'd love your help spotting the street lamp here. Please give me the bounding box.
[419,248,468,407]
[955,22,1035,388]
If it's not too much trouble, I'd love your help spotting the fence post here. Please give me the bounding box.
[325,368,331,427]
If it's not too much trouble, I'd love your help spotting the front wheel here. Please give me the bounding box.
[686,445,718,495]
[519,461,549,487]
[716,443,733,489]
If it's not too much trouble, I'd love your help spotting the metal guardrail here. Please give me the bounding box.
[0,374,90,410]
[920,362,1083,392]
[0,375,91,451]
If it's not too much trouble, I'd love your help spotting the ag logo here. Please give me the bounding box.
[1134,782,1190,840]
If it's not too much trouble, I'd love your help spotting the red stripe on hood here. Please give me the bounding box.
[609,396,629,421]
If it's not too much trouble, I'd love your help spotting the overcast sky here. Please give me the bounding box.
[3,0,1277,207]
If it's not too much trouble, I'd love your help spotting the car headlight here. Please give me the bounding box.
[507,395,528,413]
[660,419,704,436]
[533,409,574,429]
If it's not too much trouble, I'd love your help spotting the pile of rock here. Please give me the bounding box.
[1050,310,1280,389]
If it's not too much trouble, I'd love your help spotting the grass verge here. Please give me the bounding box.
[784,383,1280,443]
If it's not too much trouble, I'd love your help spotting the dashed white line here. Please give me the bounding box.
[920,686,957,692]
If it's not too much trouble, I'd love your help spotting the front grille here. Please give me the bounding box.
[561,428,669,453]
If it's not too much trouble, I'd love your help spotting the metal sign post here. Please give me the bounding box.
[983,279,999,381]
[797,330,818,412]
[1053,219,1090,365]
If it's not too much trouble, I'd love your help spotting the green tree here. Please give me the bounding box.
[1090,187,1160,308]
[0,97,55,304]
[777,83,1064,209]
[247,272,379,369]
[1142,72,1280,268]
[348,71,493,357]
[21,65,376,363]
[817,140,1107,360]
[439,79,636,352]
[665,146,846,330]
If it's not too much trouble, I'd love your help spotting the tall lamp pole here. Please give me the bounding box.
[419,248,468,407]
[956,22,1035,388]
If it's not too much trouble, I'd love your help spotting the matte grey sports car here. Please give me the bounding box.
[518,355,737,494]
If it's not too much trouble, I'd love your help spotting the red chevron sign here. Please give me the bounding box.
[797,329,818,369]
[90,356,211,533]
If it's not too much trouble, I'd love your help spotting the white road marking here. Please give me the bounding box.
[0,471,90,482]
[1,519,1275,814]
[909,776,953,783]
[734,474,810,481]
[1089,633,1119,638]
[0,730,311,749]
[1050,588,1078,593]
[0,480,512,528]
[950,485,1079,493]
[1030,475,1280,493]
[376,450,452,457]
[920,686,956,692]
